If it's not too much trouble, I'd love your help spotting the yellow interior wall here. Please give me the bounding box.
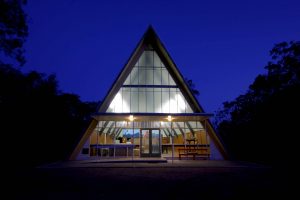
[194,130,209,145]
[90,131,114,144]
[173,134,184,144]
[162,137,170,144]
[90,131,97,144]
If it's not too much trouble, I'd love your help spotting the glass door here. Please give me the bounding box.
[140,129,161,157]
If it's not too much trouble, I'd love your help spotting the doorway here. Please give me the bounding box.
[140,129,161,157]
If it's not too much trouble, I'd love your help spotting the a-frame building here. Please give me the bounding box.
[70,26,228,161]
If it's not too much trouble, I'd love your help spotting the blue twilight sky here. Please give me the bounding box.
[23,0,300,113]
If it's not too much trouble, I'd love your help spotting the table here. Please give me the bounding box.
[178,147,210,160]
[90,144,135,157]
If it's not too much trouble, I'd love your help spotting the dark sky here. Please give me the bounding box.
[23,0,300,113]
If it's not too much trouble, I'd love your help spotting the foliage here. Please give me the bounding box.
[215,41,300,165]
[185,77,200,96]
[0,0,28,66]
[0,0,98,167]
[0,65,97,166]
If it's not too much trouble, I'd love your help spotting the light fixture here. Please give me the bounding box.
[129,115,134,121]
[167,115,172,121]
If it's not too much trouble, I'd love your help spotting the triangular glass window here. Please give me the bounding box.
[107,50,193,113]
[124,51,176,86]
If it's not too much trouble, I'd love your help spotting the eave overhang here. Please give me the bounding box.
[92,112,213,122]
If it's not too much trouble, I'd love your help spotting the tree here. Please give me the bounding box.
[0,0,28,66]
[0,1,97,167]
[0,66,97,166]
[215,41,300,165]
[185,77,200,96]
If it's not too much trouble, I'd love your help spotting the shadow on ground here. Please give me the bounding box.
[10,161,292,200]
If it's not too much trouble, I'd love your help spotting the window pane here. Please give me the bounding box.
[162,90,169,113]
[123,90,130,112]
[139,51,146,66]
[139,89,146,112]
[131,67,138,85]
[188,122,197,128]
[134,60,138,67]
[161,69,168,85]
[176,122,184,128]
[146,89,154,112]
[144,51,153,67]
[107,91,122,112]
[131,91,138,112]
[154,88,161,92]
[154,89,161,113]
[154,51,161,67]
[146,69,153,85]
[124,74,130,85]
[169,89,177,113]
[177,91,186,113]
[174,129,181,136]
[169,74,176,85]
[153,68,161,85]
[186,101,193,113]
[106,106,113,112]
[139,68,146,85]
[131,88,138,92]
[196,121,204,129]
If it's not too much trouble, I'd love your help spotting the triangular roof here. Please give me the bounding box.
[70,26,228,160]
[98,25,203,113]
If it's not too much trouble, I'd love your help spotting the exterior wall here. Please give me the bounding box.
[76,139,90,160]
[76,127,224,160]
[71,28,227,161]
[209,138,224,160]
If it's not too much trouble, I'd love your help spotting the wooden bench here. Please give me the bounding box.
[178,148,210,160]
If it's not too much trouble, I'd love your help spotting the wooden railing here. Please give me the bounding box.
[178,147,210,160]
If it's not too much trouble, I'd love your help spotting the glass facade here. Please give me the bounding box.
[124,50,176,86]
[82,50,211,160]
[107,50,193,113]
[93,121,204,136]
[89,120,209,158]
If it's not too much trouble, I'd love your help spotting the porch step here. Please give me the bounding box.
[82,157,168,164]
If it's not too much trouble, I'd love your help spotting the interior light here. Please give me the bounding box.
[167,115,172,121]
[129,115,134,121]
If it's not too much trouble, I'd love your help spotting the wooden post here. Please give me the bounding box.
[132,120,134,161]
[205,120,209,159]
[171,121,174,164]
[96,122,99,159]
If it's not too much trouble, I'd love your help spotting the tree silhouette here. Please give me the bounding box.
[0,0,97,167]
[0,0,28,66]
[185,77,200,96]
[215,41,300,165]
[0,66,97,166]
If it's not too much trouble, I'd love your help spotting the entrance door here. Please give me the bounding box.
[140,129,161,157]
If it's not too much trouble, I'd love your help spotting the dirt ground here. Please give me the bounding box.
[9,161,292,200]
